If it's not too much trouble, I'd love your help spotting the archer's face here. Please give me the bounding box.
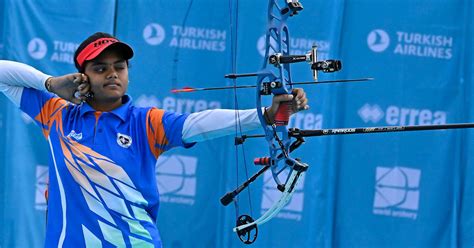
[84,49,129,104]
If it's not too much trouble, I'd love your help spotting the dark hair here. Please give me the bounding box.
[74,32,133,72]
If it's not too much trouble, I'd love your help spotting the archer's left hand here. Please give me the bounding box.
[265,88,309,123]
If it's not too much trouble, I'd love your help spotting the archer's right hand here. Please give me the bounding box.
[47,73,90,104]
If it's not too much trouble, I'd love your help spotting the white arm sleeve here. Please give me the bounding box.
[182,108,263,143]
[0,60,50,107]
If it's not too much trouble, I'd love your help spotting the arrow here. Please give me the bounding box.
[171,77,374,93]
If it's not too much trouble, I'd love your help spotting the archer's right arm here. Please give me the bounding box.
[0,60,51,106]
[0,60,85,138]
[0,60,90,106]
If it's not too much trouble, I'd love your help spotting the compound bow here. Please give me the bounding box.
[170,0,474,245]
[173,0,372,244]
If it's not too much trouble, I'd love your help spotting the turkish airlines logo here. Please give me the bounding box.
[28,38,47,60]
[373,166,421,220]
[156,155,197,205]
[358,104,384,123]
[143,23,166,46]
[256,35,328,58]
[367,29,390,52]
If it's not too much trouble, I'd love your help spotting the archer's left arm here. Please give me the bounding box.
[182,88,309,143]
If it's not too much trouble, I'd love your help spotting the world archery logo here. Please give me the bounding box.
[373,166,421,220]
[367,29,390,52]
[28,38,48,60]
[143,23,166,46]
[155,155,197,205]
[260,170,305,221]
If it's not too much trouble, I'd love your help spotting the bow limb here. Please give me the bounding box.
[233,164,308,233]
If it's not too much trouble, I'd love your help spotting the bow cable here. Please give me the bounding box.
[228,0,254,222]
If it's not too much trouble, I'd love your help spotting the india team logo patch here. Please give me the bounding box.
[117,133,132,148]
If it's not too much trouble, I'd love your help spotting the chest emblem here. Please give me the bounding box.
[117,133,133,148]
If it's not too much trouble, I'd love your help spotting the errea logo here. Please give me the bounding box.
[358,104,384,123]
[143,23,166,46]
[28,38,48,60]
[358,104,447,125]
[367,29,390,52]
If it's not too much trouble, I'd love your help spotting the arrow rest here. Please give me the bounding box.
[236,215,258,244]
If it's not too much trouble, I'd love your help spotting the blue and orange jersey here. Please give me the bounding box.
[20,88,192,247]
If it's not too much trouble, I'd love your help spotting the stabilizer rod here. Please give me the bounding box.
[288,123,474,138]
[221,138,305,206]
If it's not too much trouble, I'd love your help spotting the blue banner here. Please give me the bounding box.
[0,0,4,58]
[335,0,468,247]
[116,0,232,247]
[459,1,474,247]
[1,0,474,247]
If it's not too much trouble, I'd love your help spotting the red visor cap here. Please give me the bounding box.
[76,38,134,68]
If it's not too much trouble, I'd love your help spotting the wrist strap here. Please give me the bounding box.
[45,77,53,92]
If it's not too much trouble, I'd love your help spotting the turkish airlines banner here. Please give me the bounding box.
[0,0,473,247]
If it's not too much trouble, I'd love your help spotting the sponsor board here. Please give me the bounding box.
[144,23,226,52]
[368,29,453,60]
[27,38,79,64]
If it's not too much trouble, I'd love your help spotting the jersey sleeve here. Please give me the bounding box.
[20,87,69,138]
[145,107,194,159]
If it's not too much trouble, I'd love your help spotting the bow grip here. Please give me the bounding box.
[274,101,293,126]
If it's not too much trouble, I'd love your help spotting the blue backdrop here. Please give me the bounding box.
[0,0,473,247]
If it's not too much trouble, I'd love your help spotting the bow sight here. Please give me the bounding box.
[269,45,342,80]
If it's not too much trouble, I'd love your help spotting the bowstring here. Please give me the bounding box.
[228,0,253,220]
[171,0,194,91]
